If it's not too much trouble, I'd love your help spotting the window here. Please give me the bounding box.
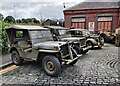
[16,31,23,38]
[59,30,66,35]
[41,30,52,37]
[29,31,42,39]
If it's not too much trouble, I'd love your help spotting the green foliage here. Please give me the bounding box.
[0,21,10,55]
[4,16,15,23]
[0,16,44,55]
[16,31,23,38]
[16,18,40,24]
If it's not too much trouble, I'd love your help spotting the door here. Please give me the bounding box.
[71,17,86,29]
[97,16,112,31]
[98,21,112,31]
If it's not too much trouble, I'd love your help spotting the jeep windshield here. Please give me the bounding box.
[70,29,91,37]
[29,30,53,44]
[51,29,66,35]
[29,30,52,38]
[59,29,66,35]
[59,29,71,38]
[82,30,91,37]
[52,29,70,38]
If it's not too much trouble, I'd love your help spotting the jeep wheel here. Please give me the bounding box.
[87,42,94,49]
[73,46,82,54]
[11,51,22,65]
[42,56,61,76]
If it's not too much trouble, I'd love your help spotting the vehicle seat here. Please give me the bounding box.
[18,41,32,52]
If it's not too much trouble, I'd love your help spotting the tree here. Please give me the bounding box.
[40,17,46,26]
[16,19,22,23]
[0,13,4,20]
[32,18,40,23]
[4,16,15,23]
[0,21,10,55]
[20,18,40,24]
[21,18,27,23]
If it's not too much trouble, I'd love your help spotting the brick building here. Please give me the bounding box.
[63,1,120,32]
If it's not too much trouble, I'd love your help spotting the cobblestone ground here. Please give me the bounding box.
[1,44,120,86]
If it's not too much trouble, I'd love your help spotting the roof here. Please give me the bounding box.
[5,25,48,30]
[64,2,120,11]
[44,26,67,29]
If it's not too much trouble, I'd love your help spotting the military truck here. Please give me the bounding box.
[44,26,90,54]
[115,27,120,47]
[5,25,81,76]
[68,29,104,49]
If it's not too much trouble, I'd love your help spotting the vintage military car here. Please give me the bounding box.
[100,30,115,44]
[69,29,104,48]
[115,27,120,47]
[5,25,81,76]
[44,26,90,54]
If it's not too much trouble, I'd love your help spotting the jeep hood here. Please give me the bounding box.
[89,35,100,39]
[61,37,84,42]
[33,41,67,50]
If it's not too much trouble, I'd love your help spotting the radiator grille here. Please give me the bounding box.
[60,44,69,56]
[80,39,86,47]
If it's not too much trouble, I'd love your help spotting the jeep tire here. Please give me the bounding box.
[42,56,61,76]
[11,51,22,65]
[87,41,94,49]
[73,46,81,54]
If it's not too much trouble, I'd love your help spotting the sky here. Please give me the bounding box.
[0,0,120,20]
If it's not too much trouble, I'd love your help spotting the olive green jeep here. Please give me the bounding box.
[5,25,81,76]
[44,26,90,54]
[69,29,104,49]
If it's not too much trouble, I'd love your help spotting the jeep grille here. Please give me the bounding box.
[80,39,86,47]
[60,44,69,56]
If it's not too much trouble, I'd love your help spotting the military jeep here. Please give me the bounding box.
[69,29,104,49]
[5,25,81,76]
[44,26,90,54]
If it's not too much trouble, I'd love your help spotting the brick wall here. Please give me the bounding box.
[118,1,120,27]
[119,9,120,26]
[65,15,71,28]
[64,8,119,32]
[86,14,97,31]
[113,12,119,30]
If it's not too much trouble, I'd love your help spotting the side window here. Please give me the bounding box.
[16,31,23,38]
[70,31,75,35]
[78,31,82,35]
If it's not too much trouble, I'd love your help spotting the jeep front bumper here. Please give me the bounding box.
[62,54,82,65]
[82,45,91,51]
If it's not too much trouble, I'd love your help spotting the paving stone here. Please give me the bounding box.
[2,44,119,85]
